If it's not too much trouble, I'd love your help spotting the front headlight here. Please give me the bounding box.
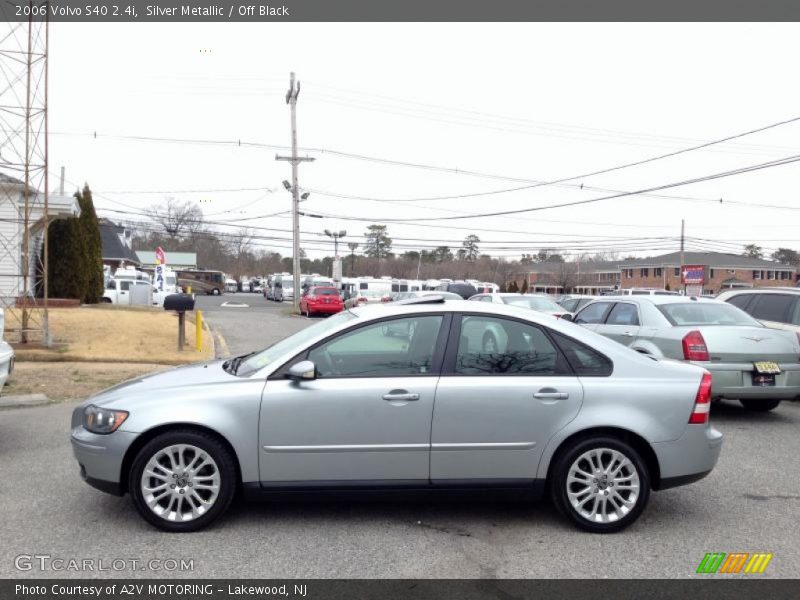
[83,405,128,434]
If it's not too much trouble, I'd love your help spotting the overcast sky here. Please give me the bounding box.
[44,22,800,261]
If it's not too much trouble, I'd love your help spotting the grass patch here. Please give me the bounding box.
[4,361,169,402]
[5,306,212,365]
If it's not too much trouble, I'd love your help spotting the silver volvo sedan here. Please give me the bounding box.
[571,295,800,412]
[71,298,722,533]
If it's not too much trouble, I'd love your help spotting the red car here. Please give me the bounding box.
[299,286,344,317]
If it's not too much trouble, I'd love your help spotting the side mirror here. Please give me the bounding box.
[559,313,574,322]
[287,360,316,381]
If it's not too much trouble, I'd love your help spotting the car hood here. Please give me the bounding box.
[85,360,236,407]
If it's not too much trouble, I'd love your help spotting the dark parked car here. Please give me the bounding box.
[435,281,478,299]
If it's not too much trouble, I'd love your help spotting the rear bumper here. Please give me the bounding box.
[651,425,723,489]
[307,304,343,314]
[697,362,800,400]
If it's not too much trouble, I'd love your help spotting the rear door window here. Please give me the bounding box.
[606,303,640,326]
[726,294,754,311]
[749,294,794,323]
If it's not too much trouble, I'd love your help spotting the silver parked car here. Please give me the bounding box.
[571,296,800,412]
[71,298,721,533]
[469,292,572,318]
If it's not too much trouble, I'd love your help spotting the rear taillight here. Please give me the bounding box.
[689,371,712,424]
[682,330,709,361]
[357,296,368,304]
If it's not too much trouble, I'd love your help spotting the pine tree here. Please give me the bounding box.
[47,214,87,299]
[507,280,519,293]
[78,184,103,303]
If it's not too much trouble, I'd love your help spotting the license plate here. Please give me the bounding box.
[753,373,776,387]
[753,361,781,374]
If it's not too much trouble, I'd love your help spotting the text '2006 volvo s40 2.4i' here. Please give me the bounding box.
[71,297,722,533]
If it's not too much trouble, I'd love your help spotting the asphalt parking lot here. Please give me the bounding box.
[2,294,799,578]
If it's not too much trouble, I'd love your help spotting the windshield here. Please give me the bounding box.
[503,296,563,312]
[236,311,357,377]
[658,303,762,327]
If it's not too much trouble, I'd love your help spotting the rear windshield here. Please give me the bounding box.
[503,296,563,312]
[313,288,339,296]
[658,303,762,326]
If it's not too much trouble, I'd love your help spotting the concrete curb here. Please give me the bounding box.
[0,393,50,408]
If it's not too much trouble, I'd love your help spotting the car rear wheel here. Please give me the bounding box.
[129,430,236,532]
[211,288,220,296]
[551,436,650,533]
[739,398,781,412]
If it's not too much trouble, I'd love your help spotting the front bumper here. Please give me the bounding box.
[696,362,800,400]
[71,426,138,496]
[651,425,723,490]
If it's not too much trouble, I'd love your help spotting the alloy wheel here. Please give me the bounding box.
[140,443,221,523]
[565,447,640,524]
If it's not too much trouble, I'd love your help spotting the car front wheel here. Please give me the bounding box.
[551,436,650,533]
[129,430,236,532]
[739,398,781,412]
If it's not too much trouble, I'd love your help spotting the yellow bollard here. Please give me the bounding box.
[195,310,203,352]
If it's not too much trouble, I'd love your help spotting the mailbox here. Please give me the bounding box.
[163,293,195,313]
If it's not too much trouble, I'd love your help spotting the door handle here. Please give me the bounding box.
[534,391,569,400]
[622,331,634,337]
[382,391,420,402]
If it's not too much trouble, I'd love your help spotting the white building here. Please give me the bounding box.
[0,172,81,302]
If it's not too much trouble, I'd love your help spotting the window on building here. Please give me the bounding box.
[709,269,715,279]
[768,271,776,280]
[654,268,663,277]
[674,267,680,277]
[753,270,761,280]
[640,268,649,278]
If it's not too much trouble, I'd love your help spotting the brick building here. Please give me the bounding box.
[511,251,795,295]
[511,260,620,295]
[617,252,795,295]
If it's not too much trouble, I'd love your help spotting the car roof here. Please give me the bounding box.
[590,295,723,306]
[718,287,800,295]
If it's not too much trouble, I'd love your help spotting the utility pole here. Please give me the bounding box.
[276,72,314,310]
[680,219,685,295]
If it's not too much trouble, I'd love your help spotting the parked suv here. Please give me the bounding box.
[716,288,800,335]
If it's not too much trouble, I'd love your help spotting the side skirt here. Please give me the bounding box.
[242,479,546,501]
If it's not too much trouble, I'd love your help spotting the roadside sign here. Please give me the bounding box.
[681,265,705,285]
[154,247,167,291]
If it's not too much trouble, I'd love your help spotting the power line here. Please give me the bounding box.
[304,152,800,222]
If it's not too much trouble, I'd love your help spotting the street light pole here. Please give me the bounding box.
[324,229,347,280]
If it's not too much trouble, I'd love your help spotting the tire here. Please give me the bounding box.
[550,436,650,533]
[482,332,498,354]
[211,288,220,296]
[129,429,237,532]
[739,398,781,412]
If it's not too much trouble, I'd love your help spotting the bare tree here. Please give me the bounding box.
[147,197,204,239]
[225,228,255,278]
[542,261,579,293]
